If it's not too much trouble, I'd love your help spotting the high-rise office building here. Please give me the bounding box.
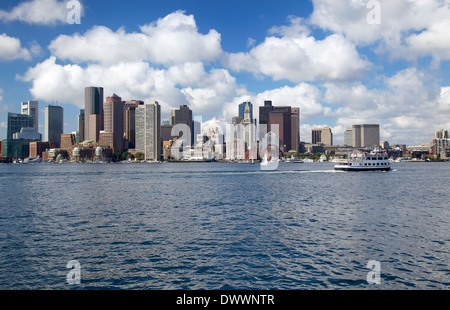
[259,101,300,152]
[123,100,144,149]
[352,124,380,148]
[7,112,34,140]
[104,94,124,153]
[78,109,85,142]
[259,100,274,136]
[88,114,103,143]
[84,86,104,142]
[291,107,300,152]
[135,101,161,161]
[312,127,333,146]
[45,105,63,146]
[269,106,292,152]
[170,105,193,145]
[21,100,39,132]
[344,128,353,146]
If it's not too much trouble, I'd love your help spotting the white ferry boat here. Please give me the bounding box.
[334,149,391,172]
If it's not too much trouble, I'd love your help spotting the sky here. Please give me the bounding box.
[1,0,450,145]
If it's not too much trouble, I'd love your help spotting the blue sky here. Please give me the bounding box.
[1,0,450,145]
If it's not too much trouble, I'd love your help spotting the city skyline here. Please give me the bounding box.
[1,0,450,145]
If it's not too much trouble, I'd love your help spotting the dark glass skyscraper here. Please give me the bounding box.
[45,105,64,146]
[7,112,34,140]
[170,105,193,145]
[84,86,104,141]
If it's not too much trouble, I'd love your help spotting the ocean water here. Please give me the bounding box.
[0,162,448,290]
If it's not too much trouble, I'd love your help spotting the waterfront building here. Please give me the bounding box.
[7,112,34,140]
[135,101,161,161]
[352,124,380,149]
[45,105,64,146]
[84,86,104,142]
[170,105,193,145]
[21,100,39,132]
[433,138,450,156]
[29,141,58,158]
[1,139,34,158]
[312,127,333,146]
[104,94,124,153]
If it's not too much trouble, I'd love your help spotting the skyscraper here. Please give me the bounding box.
[291,107,300,152]
[7,112,34,140]
[84,86,104,142]
[170,105,193,145]
[135,101,161,161]
[104,94,124,153]
[21,100,39,132]
[344,128,353,146]
[78,109,85,142]
[269,106,292,152]
[227,102,257,160]
[352,124,380,148]
[45,105,63,146]
[123,100,144,149]
[312,127,333,146]
[259,100,273,136]
[239,102,253,121]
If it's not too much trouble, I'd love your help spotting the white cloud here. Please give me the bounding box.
[19,56,245,121]
[325,68,450,144]
[226,17,371,82]
[49,11,223,65]
[0,33,31,61]
[0,0,71,25]
[309,0,450,61]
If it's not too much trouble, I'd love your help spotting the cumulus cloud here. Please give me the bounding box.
[49,10,223,65]
[0,33,31,60]
[0,0,72,25]
[324,68,450,144]
[226,16,371,82]
[18,56,245,121]
[309,0,450,61]
[16,9,450,146]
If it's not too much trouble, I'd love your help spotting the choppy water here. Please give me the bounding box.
[0,162,448,289]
